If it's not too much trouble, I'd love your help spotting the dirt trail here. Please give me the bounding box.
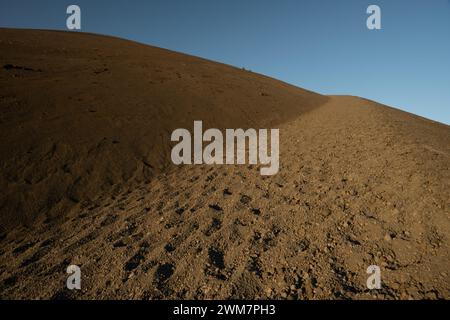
[1,96,448,299]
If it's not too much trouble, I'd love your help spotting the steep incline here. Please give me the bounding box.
[0,29,327,231]
[1,95,449,299]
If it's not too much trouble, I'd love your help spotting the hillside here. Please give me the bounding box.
[0,29,327,231]
[0,29,449,299]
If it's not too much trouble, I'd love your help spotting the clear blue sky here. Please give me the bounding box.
[1,0,449,124]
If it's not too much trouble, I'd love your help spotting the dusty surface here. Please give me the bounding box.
[0,28,325,232]
[0,29,449,300]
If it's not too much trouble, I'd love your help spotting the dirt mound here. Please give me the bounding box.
[0,30,449,300]
[0,29,327,231]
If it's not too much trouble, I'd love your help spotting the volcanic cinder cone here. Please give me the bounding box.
[0,29,449,300]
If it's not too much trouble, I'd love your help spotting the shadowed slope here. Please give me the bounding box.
[0,29,327,231]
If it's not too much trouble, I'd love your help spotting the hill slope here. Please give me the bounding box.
[0,29,449,299]
[0,29,327,231]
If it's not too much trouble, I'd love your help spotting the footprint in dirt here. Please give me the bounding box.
[240,195,252,205]
[100,214,118,227]
[164,243,176,253]
[64,231,99,254]
[247,254,263,278]
[12,242,35,256]
[208,204,223,212]
[208,247,225,270]
[123,241,151,272]
[204,218,222,236]
[205,247,228,280]
[20,245,52,268]
[154,263,175,288]
[40,238,55,248]
[124,252,145,272]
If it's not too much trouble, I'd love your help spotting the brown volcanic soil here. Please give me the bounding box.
[0,29,326,232]
[0,29,449,300]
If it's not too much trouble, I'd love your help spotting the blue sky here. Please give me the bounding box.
[1,0,449,124]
